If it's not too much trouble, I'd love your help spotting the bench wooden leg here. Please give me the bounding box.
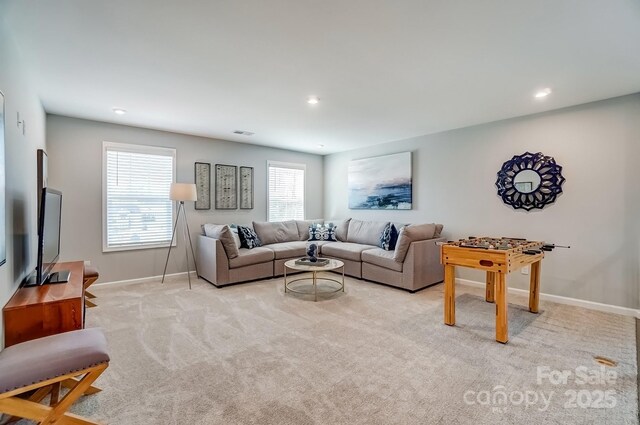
[0,364,107,425]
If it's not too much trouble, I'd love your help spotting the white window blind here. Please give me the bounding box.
[267,161,305,222]
[103,142,176,252]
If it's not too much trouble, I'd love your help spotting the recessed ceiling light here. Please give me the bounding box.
[318,144,325,148]
[112,108,127,115]
[307,96,319,105]
[534,88,552,98]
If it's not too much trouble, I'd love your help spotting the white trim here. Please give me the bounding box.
[456,278,640,318]
[266,160,306,222]
[94,271,197,287]
[102,141,177,252]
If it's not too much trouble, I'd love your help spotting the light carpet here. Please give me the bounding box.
[27,276,640,424]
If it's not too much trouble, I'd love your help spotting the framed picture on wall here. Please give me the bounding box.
[239,166,253,209]
[194,162,211,210]
[215,164,237,209]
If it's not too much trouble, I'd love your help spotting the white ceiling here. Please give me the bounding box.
[3,0,640,154]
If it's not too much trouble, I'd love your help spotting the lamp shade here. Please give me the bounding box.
[170,183,197,201]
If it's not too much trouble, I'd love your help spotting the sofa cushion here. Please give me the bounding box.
[237,225,262,249]
[202,224,239,259]
[347,219,389,246]
[362,248,403,272]
[321,242,377,262]
[379,223,399,251]
[393,223,438,262]
[434,224,444,238]
[309,224,337,242]
[253,221,299,245]
[265,241,308,260]
[326,218,351,241]
[295,219,324,240]
[229,247,274,268]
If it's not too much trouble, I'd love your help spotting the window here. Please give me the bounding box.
[103,142,176,251]
[267,161,305,222]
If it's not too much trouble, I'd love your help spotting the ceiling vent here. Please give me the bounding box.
[233,130,254,136]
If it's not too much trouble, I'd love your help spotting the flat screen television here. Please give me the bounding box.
[25,187,69,286]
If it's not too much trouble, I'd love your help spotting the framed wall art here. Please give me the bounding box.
[215,164,237,209]
[239,166,254,209]
[194,162,211,210]
[348,151,412,210]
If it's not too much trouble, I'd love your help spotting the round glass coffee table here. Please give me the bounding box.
[284,258,345,301]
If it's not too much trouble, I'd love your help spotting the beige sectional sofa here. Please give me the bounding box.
[197,218,445,292]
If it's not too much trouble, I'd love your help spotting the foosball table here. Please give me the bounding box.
[440,237,567,343]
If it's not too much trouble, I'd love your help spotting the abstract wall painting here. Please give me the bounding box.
[348,151,412,210]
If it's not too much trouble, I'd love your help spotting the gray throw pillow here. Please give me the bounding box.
[202,224,239,259]
[393,223,437,262]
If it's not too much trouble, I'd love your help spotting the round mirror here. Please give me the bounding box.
[513,169,541,194]
[495,151,566,211]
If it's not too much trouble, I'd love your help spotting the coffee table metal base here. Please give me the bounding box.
[284,268,345,302]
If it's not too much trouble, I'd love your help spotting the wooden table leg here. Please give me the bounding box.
[485,271,495,303]
[529,260,541,313]
[495,273,508,343]
[444,265,456,326]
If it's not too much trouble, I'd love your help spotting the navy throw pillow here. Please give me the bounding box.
[308,224,337,242]
[237,225,262,249]
[379,223,399,251]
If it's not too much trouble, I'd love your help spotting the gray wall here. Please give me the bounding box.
[324,94,640,309]
[0,20,47,347]
[46,115,324,283]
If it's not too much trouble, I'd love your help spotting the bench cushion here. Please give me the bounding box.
[228,247,274,268]
[321,242,376,262]
[83,262,99,279]
[362,248,403,272]
[0,328,110,394]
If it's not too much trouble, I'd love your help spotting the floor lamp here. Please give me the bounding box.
[162,183,199,289]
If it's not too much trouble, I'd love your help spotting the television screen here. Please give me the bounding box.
[0,91,5,267]
[37,188,63,284]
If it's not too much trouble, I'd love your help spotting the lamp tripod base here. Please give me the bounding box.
[161,201,198,289]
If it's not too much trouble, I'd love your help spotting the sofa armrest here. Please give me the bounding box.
[402,237,446,291]
[197,235,230,286]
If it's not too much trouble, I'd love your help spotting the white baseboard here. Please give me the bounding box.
[95,271,198,287]
[95,273,639,319]
[456,278,640,319]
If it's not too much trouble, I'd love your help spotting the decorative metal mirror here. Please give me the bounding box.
[495,152,565,211]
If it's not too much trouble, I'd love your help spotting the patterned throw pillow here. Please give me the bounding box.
[379,223,399,251]
[237,225,262,249]
[308,224,337,242]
